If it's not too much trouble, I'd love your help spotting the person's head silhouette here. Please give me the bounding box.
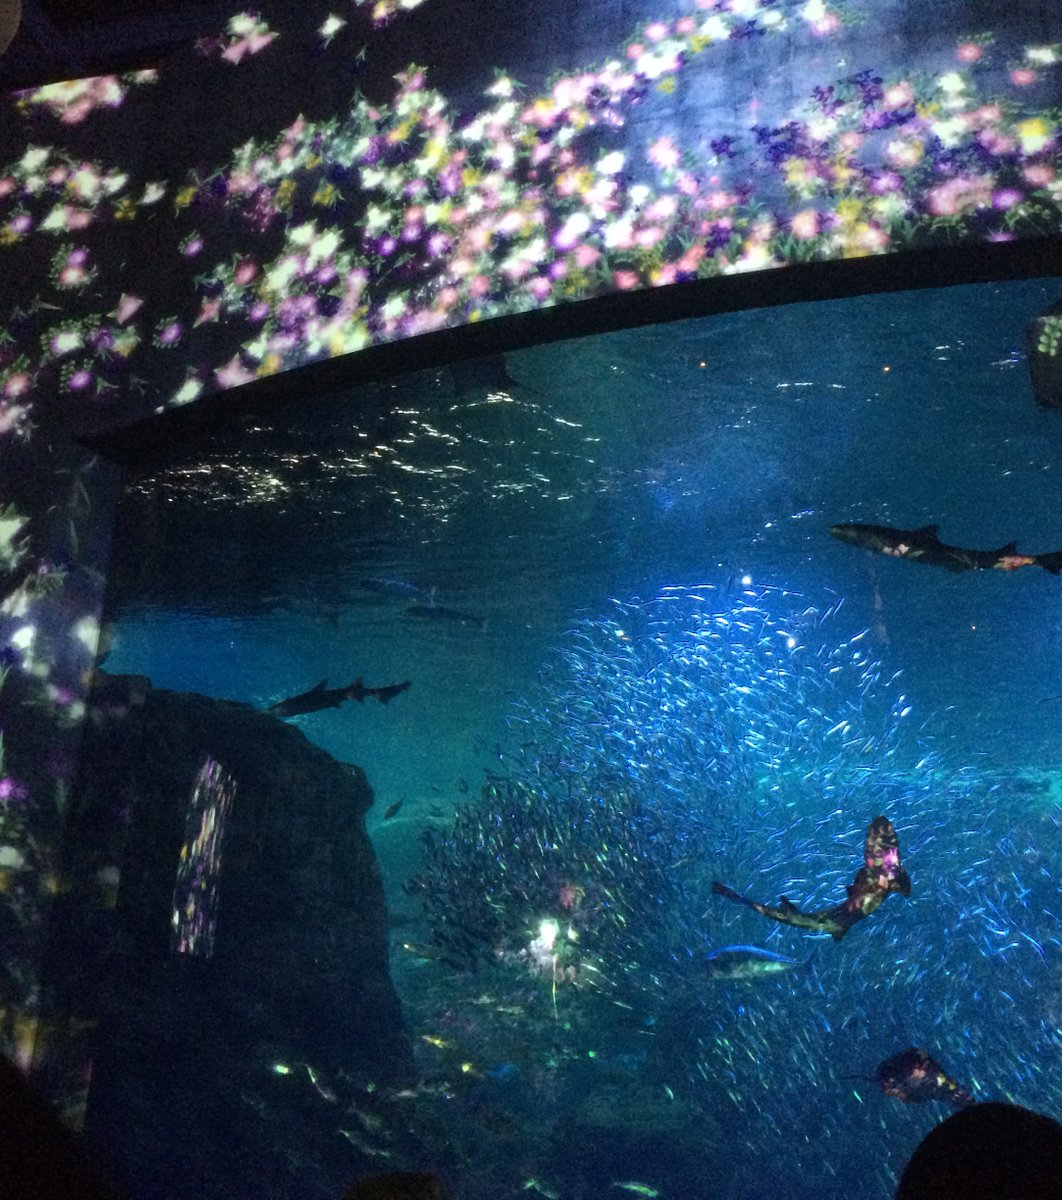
[897,1101,1062,1200]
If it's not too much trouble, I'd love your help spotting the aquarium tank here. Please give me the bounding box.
[1,4,1062,1200]
[80,278,1061,1200]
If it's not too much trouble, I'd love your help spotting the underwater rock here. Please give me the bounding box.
[559,1081,725,1192]
[54,671,413,1200]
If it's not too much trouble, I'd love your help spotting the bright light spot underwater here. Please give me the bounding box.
[537,918,560,951]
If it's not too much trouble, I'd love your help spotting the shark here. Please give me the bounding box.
[404,603,486,630]
[830,522,1062,574]
[267,677,411,718]
[711,816,910,941]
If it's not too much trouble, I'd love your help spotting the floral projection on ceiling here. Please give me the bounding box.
[0,0,1059,432]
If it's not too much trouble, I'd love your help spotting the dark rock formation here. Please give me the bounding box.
[560,1080,725,1195]
[48,671,413,1200]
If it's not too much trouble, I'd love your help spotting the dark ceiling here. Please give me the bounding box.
[0,0,239,90]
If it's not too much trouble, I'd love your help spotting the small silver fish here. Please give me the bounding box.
[704,944,808,980]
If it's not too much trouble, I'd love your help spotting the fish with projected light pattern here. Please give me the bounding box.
[711,816,911,940]
[830,522,1062,574]
[862,1046,975,1108]
[703,943,808,980]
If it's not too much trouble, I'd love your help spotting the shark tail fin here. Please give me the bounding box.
[1036,551,1062,575]
[712,882,766,917]
[711,881,745,904]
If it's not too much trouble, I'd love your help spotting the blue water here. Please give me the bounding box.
[104,277,1062,1199]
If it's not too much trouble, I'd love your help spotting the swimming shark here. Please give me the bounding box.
[711,816,910,940]
[404,603,486,630]
[267,677,411,718]
[830,522,1062,574]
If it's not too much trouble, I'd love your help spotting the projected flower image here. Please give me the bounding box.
[12,70,159,125]
[354,0,432,27]
[195,11,279,63]
[0,2,1059,422]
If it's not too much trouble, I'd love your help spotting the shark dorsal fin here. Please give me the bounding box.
[913,524,940,539]
[308,678,329,692]
[994,542,1018,557]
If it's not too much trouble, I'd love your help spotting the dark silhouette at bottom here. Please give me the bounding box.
[341,1173,448,1200]
[0,1057,123,1200]
[897,1101,1062,1200]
